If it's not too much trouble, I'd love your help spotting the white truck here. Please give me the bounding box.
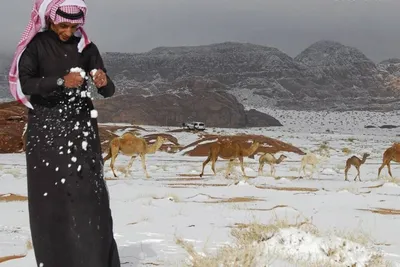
[182,121,206,131]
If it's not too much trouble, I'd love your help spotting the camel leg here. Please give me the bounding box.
[270,164,275,177]
[387,162,393,178]
[238,156,247,178]
[127,155,137,169]
[309,164,315,179]
[139,153,150,178]
[110,155,117,178]
[103,149,112,162]
[298,163,304,177]
[211,158,217,176]
[258,162,264,176]
[200,155,211,178]
[300,163,308,178]
[225,159,235,178]
[109,145,119,178]
[125,155,137,176]
[378,154,392,178]
[344,165,350,181]
[378,159,392,179]
[354,166,361,181]
[224,160,230,178]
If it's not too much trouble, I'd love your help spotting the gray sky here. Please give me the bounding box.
[1,0,399,62]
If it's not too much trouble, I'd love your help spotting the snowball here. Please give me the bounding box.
[90,109,98,118]
[70,67,82,73]
[69,67,86,79]
[90,69,98,79]
[71,157,77,162]
[61,178,66,184]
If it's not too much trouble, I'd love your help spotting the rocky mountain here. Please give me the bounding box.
[98,40,400,111]
[2,40,400,112]
[295,40,384,97]
[374,59,400,102]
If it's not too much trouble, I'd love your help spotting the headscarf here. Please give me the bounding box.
[8,0,91,109]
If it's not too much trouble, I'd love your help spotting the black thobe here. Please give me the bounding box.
[18,29,120,267]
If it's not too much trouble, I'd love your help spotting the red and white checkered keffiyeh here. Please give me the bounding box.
[51,5,85,25]
[9,0,91,109]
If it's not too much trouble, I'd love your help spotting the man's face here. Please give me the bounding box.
[51,22,79,42]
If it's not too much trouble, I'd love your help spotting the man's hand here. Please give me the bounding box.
[63,72,84,88]
[91,69,107,88]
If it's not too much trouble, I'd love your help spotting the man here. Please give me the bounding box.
[9,1,121,266]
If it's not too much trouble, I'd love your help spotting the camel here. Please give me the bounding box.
[344,153,370,181]
[103,132,166,178]
[258,153,287,177]
[199,140,260,179]
[299,152,324,178]
[378,143,400,178]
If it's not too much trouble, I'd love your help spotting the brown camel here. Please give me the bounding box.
[199,140,260,178]
[344,153,370,181]
[103,133,166,178]
[258,153,287,177]
[378,143,400,178]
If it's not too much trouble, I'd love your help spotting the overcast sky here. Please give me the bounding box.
[1,0,399,62]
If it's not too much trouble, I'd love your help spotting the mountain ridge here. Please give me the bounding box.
[1,40,400,111]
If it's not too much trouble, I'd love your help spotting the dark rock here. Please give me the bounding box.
[94,88,279,128]
[379,125,398,129]
[245,109,282,127]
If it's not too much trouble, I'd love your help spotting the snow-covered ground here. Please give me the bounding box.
[1,109,400,266]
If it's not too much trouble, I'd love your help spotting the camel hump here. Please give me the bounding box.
[393,143,400,152]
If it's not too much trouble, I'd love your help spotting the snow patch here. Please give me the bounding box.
[255,227,384,266]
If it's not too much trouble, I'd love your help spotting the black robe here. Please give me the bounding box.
[19,30,120,267]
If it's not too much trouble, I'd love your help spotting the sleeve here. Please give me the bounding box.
[18,41,60,96]
[86,43,115,98]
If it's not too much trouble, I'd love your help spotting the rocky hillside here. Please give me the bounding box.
[100,40,400,111]
[94,85,282,128]
[295,40,384,98]
[2,40,400,111]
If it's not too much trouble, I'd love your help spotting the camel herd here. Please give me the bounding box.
[102,132,400,181]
